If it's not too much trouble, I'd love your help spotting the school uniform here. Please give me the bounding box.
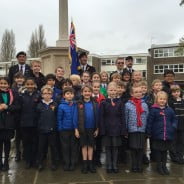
[19,89,41,167]
[12,85,23,161]
[0,89,20,170]
[30,71,46,91]
[77,100,98,147]
[100,98,126,172]
[73,85,82,101]
[169,98,184,163]
[57,99,78,170]
[92,93,105,166]
[77,98,99,173]
[125,98,149,172]
[147,104,177,174]
[37,100,58,168]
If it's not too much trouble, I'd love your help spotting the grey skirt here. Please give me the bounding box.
[128,132,146,149]
[102,136,122,147]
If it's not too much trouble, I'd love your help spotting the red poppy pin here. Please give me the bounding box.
[50,105,55,111]
[79,104,83,109]
[69,102,73,106]
[160,111,165,116]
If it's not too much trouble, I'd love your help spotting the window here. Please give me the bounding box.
[101,59,115,65]
[135,58,146,64]
[154,47,184,58]
[154,64,184,74]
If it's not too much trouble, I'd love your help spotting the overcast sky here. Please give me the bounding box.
[0,0,183,55]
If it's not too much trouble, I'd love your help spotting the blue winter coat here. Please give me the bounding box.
[125,100,149,133]
[57,100,78,131]
[147,104,177,141]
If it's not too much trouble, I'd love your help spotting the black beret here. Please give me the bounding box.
[125,56,133,61]
[78,52,87,59]
[16,51,27,58]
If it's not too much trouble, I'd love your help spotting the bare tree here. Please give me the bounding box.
[0,29,16,62]
[28,24,47,57]
[180,0,184,6]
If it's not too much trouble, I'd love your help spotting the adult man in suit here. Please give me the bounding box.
[8,51,32,85]
[78,52,96,76]
[110,57,125,79]
[123,56,134,74]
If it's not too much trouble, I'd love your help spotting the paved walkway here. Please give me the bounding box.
[1,157,184,184]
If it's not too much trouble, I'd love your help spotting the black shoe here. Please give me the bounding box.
[162,165,170,175]
[0,161,3,170]
[88,160,96,173]
[69,165,75,171]
[157,164,164,175]
[113,168,119,173]
[131,167,137,173]
[137,167,143,173]
[63,164,70,171]
[177,158,184,164]
[38,164,44,172]
[95,161,102,167]
[2,161,9,171]
[51,164,57,171]
[81,160,88,174]
[143,155,149,165]
[106,169,113,173]
[15,152,21,162]
[25,162,31,169]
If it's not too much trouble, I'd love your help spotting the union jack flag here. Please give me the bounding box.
[69,21,80,75]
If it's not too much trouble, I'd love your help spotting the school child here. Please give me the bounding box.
[147,79,163,108]
[37,86,58,171]
[75,85,99,174]
[30,60,46,91]
[116,81,129,164]
[118,81,131,104]
[57,87,78,171]
[45,74,61,101]
[125,85,149,173]
[11,72,25,162]
[55,66,65,90]
[110,73,122,83]
[141,81,149,102]
[55,78,73,104]
[147,91,177,175]
[12,72,25,93]
[100,82,126,173]
[19,78,41,169]
[117,81,126,98]
[100,71,109,98]
[91,73,101,83]
[168,85,184,164]
[92,81,105,105]
[92,81,105,167]
[131,71,143,87]
[122,70,131,84]
[0,77,20,171]
[139,81,150,165]
[70,74,82,101]
[81,72,91,86]
[146,79,163,162]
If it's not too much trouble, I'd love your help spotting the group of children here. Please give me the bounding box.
[0,60,183,177]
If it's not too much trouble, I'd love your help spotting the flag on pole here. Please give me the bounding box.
[69,21,80,75]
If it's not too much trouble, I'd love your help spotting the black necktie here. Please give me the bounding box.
[20,65,23,74]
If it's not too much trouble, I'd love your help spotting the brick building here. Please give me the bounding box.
[147,43,184,88]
